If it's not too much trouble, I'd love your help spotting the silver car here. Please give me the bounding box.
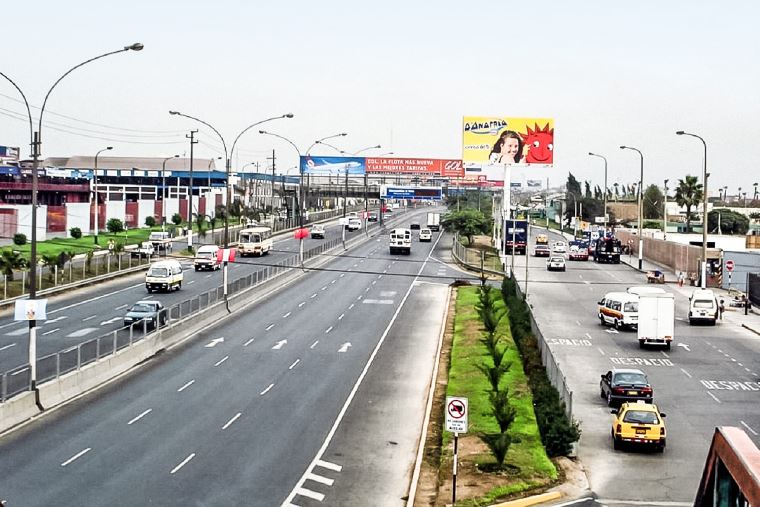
[547,256,566,272]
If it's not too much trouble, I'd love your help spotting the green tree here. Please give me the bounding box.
[172,213,183,226]
[193,213,209,240]
[565,173,582,202]
[674,175,704,233]
[440,209,491,245]
[106,218,124,233]
[145,216,156,227]
[0,250,27,281]
[708,209,750,235]
[643,184,664,219]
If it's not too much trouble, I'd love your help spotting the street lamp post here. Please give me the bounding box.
[620,146,644,270]
[207,156,222,189]
[663,179,669,241]
[676,131,708,288]
[93,146,113,245]
[0,42,143,404]
[305,133,348,155]
[161,155,179,232]
[588,152,608,232]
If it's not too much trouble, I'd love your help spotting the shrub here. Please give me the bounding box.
[145,216,156,227]
[490,389,517,433]
[69,227,82,239]
[106,218,124,233]
[172,213,183,226]
[12,233,27,246]
[479,432,512,468]
[478,362,509,392]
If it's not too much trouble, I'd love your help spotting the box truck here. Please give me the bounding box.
[427,212,441,231]
[504,219,528,255]
[637,292,675,349]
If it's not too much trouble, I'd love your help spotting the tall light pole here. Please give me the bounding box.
[93,146,113,244]
[207,156,222,189]
[588,152,608,232]
[169,111,292,246]
[676,131,708,288]
[306,133,347,155]
[258,130,303,225]
[663,179,669,240]
[161,155,179,232]
[0,42,143,404]
[620,146,644,270]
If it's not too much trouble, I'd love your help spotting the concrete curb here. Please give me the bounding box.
[491,491,562,507]
[742,323,760,337]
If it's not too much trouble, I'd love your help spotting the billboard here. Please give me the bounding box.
[366,158,463,177]
[380,186,442,200]
[462,117,554,165]
[527,179,543,188]
[300,156,366,175]
[0,146,20,161]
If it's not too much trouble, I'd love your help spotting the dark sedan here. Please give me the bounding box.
[600,368,653,406]
[124,301,167,329]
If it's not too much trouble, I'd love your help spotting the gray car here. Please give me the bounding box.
[123,300,167,329]
[600,368,653,406]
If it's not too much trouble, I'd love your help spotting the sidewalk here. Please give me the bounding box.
[619,255,760,337]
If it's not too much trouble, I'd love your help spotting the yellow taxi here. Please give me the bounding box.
[611,401,667,452]
[536,234,548,245]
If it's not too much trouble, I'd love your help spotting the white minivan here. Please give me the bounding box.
[688,289,719,325]
[146,260,184,292]
[598,292,639,330]
[194,244,221,271]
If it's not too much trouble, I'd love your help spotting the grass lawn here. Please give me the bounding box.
[446,287,557,503]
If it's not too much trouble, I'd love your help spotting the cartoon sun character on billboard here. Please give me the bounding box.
[520,123,554,164]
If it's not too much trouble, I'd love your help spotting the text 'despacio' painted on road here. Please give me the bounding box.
[610,357,674,367]
[545,338,591,347]
[701,380,760,391]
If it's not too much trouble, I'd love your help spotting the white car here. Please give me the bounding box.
[347,218,362,231]
[419,228,432,242]
[547,256,566,272]
[552,241,567,253]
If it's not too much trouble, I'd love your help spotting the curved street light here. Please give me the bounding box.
[588,152,608,232]
[93,146,113,244]
[168,111,292,246]
[0,42,143,401]
[306,133,347,155]
[676,130,709,288]
[349,145,381,155]
[620,145,644,270]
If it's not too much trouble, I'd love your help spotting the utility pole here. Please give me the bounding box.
[663,179,669,241]
[343,168,348,217]
[187,130,198,252]
[267,149,276,212]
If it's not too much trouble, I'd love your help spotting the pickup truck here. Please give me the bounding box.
[131,241,155,258]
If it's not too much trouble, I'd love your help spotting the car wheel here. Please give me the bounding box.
[599,315,606,326]
[657,444,665,453]
[177,281,182,290]
[614,319,622,330]
[147,288,152,294]
[612,433,621,450]
[606,392,614,407]
[194,266,199,271]
[639,340,644,348]
[711,318,717,326]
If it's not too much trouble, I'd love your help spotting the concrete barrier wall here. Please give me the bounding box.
[615,229,720,279]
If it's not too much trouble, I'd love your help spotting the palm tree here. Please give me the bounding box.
[0,250,27,281]
[675,175,704,233]
[193,213,210,240]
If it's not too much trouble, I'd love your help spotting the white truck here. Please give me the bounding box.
[389,228,412,255]
[427,212,441,231]
[149,231,173,253]
[637,292,675,350]
[131,241,155,258]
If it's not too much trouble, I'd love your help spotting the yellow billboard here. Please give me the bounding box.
[462,117,554,165]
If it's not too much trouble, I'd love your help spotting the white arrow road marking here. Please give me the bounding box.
[205,337,225,348]
[61,448,91,467]
[272,340,287,350]
[260,383,274,395]
[222,413,242,430]
[338,342,352,353]
[170,453,195,474]
[99,317,122,326]
[128,409,152,425]
[605,329,619,334]
[677,343,691,352]
[42,328,60,336]
[177,380,195,392]
[0,343,16,352]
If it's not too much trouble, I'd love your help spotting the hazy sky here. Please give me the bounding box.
[1,1,758,197]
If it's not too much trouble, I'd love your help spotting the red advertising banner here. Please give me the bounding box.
[365,158,463,177]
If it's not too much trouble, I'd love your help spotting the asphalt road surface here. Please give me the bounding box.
[0,208,469,506]
[514,227,760,507]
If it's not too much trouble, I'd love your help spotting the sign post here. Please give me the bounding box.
[445,396,468,504]
[726,260,734,288]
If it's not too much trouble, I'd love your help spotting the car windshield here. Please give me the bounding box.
[148,267,168,277]
[693,299,714,308]
[623,410,659,425]
[129,304,153,313]
[241,233,262,243]
[614,372,647,385]
[624,302,638,312]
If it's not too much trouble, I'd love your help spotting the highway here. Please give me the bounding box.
[0,207,469,506]
[514,228,760,507]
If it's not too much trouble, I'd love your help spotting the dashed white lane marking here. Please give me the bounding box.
[321,286,327,291]
[338,314,345,320]
[731,358,737,362]
[325,326,333,334]
[260,383,274,395]
[707,392,721,404]
[378,275,383,279]
[383,270,387,274]
[222,413,242,430]
[680,368,692,378]
[583,281,591,285]
[348,304,354,310]
[114,304,128,311]
[661,351,670,359]
[718,349,724,353]
[282,312,291,318]
[289,359,300,370]
[306,472,334,486]
[214,356,229,367]
[42,328,60,336]
[738,363,744,367]
[310,340,319,349]
[187,280,196,285]
[331,280,336,284]
[6,328,29,336]
[576,321,581,326]
[371,280,377,285]
[170,453,195,474]
[265,324,275,331]
[340,274,345,278]
[66,328,97,338]
[740,420,758,436]
[356,296,362,300]
[244,338,254,347]
[299,302,306,308]
[316,459,343,472]
[177,380,195,392]
[295,488,324,501]
[353,264,358,268]
[365,287,370,292]
[0,343,17,352]
[598,347,605,355]
[745,367,751,372]
[82,315,97,321]
[61,448,91,467]
[128,409,152,425]
[310,293,317,298]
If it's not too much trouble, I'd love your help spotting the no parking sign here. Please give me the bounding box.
[445,396,468,433]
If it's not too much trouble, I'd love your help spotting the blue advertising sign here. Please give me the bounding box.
[381,186,442,200]
[300,156,366,176]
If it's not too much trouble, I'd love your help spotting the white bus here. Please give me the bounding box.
[238,226,273,256]
[389,228,412,255]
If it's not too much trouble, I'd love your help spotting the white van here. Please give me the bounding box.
[598,292,639,330]
[194,245,221,271]
[389,228,412,255]
[146,260,183,293]
[688,289,719,325]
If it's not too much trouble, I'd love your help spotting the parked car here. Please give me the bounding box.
[611,401,667,452]
[534,244,551,257]
[600,368,653,406]
[547,256,566,271]
[419,228,432,242]
[310,224,326,239]
[123,300,166,329]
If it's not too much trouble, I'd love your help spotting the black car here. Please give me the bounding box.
[367,212,379,222]
[600,368,653,406]
[124,301,167,329]
[410,222,421,230]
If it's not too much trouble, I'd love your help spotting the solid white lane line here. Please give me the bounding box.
[325,326,333,334]
[42,328,60,336]
[265,324,275,331]
[244,338,254,347]
[82,315,97,321]
[170,453,195,474]
[289,359,300,370]
[61,448,91,467]
[680,368,692,378]
[598,347,605,356]
[177,380,195,392]
[283,312,291,318]
[128,409,152,425]
[214,356,229,367]
[260,383,274,395]
[338,314,344,320]
[222,413,242,430]
[11,368,28,376]
[707,392,721,404]
[306,472,334,486]
[740,420,758,436]
[0,343,17,352]
[310,340,319,349]
[299,302,306,307]
[114,304,128,311]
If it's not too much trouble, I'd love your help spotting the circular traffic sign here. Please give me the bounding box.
[726,260,735,272]
[448,399,466,419]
